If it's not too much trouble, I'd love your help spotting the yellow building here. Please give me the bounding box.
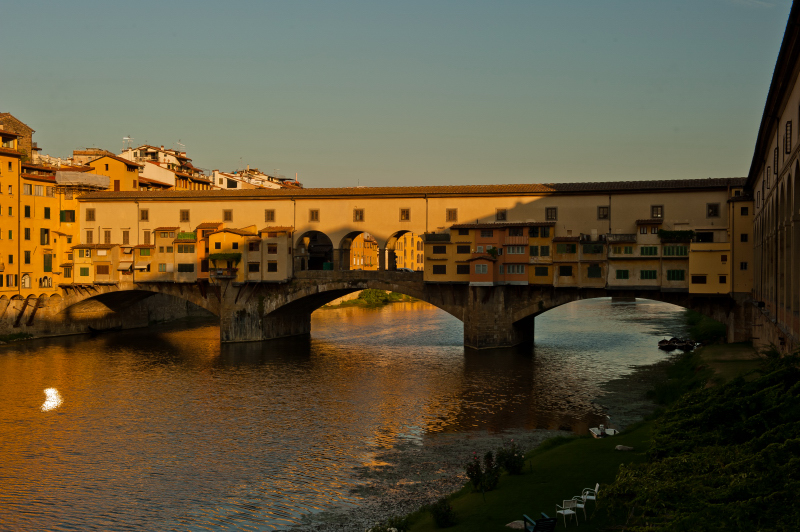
[349,232,379,270]
[88,155,143,191]
[393,232,424,271]
[0,129,22,295]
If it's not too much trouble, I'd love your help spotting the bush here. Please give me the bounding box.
[496,440,526,474]
[429,498,457,528]
[464,451,500,492]
[684,310,726,344]
[366,514,411,532]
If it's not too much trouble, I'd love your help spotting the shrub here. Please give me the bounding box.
[496,439,526,474]
[366,514,411,532]
[430,498,457,528]
[464,451,501,492]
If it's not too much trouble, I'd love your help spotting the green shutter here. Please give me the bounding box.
[43,254,52,273]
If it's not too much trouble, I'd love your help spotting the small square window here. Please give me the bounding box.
[740,234,749,242]
[309,209,320,222]
[446,208,458,222]
[265,209,275,222]
[740,262,748,271]
[400,208,410,222]
[719,275,727,284]
[545,207,558,221]
[223,210,233,222]
[353,209,364,222]
[267,261,278,272]
[651,226,658,234]
[740,206,749,216]
[640,226,647,234]
[706,203,720,218]
[651,205,663,219]
[215,242,221,249]
[180,210,190,222]
[495,209,507,221]
[140,209,149,221]
[597,206,609,220]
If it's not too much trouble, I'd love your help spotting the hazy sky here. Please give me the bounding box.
[0,0,792,187]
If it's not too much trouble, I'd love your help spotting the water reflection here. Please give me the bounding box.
[0,298,687,531]
[41,388,62,412]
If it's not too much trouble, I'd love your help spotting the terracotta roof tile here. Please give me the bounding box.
[90,154,144,168]
[0,147,22,158]
[77,177,748,201]
[196,222,222,229]
[209,228,258,237]
[0,130,22,138]
[154,226,180,231]
[21,173,56,183]
[71,243,117,249]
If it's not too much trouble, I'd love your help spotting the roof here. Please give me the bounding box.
[21,173,56,183]
[154,226,179,231]
[196,222,222,229]
[451,222,555,229]
[139,176,171,188]
[90,154,144,168]
[259,226,294,233]
[464,255,497,262]
[209,228,258,237]
[134,244,156,249]
[22,162,57,171]
[0,113,35,133]
[76,177,748,202]
[0,147,22,158]
[746,1,800,190]
[59,165,93,172]
[173,238,197,243]
[0,129,21,138]
[71,243,117,250]
[635,218,664,225]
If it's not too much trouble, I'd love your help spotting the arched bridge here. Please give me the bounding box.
[24,271,753,348]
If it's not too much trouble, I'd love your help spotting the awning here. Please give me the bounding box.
[117,261,133,271]
[133,262,150,270]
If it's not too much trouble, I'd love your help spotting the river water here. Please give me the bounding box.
[0,297,686,531]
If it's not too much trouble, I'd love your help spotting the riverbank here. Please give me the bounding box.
[322,289,417,309]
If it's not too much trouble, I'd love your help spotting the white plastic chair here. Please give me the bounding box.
[556,499,578,526]
[572,492,588,519]
[583,483,600,504]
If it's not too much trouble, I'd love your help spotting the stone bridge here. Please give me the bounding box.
[1,271,753,348]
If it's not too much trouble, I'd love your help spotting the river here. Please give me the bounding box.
[0,297,687,531]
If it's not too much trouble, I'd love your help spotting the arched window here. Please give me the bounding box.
[21,274,31,289]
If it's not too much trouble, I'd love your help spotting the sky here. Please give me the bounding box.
[0,0,793,188]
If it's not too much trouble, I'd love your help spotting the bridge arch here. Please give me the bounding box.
[294,230,334,271]
[338,230,379,271]
[385,230,424,272]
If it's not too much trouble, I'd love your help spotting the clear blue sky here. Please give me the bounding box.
[0,0,792,187]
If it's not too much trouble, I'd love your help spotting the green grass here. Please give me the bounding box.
[684,309,727,344]
[408,424,653,531]
[0,332,33,343]
[324,290,416,309]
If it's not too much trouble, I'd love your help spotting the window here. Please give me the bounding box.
[180,210,190,222]
[140,209,149,221]
[456,245,471,254]
[122,230,129,245]
[266,261,278,272]
[691,275,707,284]
[7,207,10,216]
[140,248,151,256]
[24,228,30,240]
[86,230,93,244]
[7,255,12,264]
[505,264,525,274]
[476,246,483,253]
[529,227,539,237]
[8,230,11,240]
[495,209,507,221]
[309,209,319,222]
[540,245,550,257]
[667,269,685,281]
[24,206,30,218]
[426,264,445,275]
[41,228,50,245]
[663,245,688,256]
[60,210,76,223]
[247,263,260,273]
[176,263,194,273]
[266,243,278,255]
[432,245,447,254]
[530,245,539,256]
[43,207,50,220]
[541,227,550,238]
[558,265,573,277]
[597,206,609,220]
[456,264,470,275]
[474,264,488,274]
[587,265,602,278]
[232,242,239,250]
[774,147,778,174]
[507,246,526,254]
[64,267,72,278]
[786,121,792,153]
[741,206,749,216]
[583,244,603,254]
[166,246,173,253]
[400,208,410,221]
[223,210,233,222]
[24,250,30,264]
[640,270,657,280]
[102,230,110,244]
[353,209,364,222]
[177,244,195,253]
[545,207,558,221]
[556,243,576,254]
[80,267,89,277]
[616,269,629,280]
[740,262,748,271]
[23,184,31,195]
[457,229,469,236]
[651,226,658,234]
[508,227,523,237]
[740,233,748,243]
[651,205,663,219]
[706,203,720,218]
[719,275,727,284]
[34,185,43,196]
[535,266,549,277]
[265,209,275,223]
[721,254,728,263]
[446,208,458,222]
[640,226,647,235]
[640,246,658,256]
[215,242,221,250]
[46,186,54,197]
[248,242,260,252]
[96,265,110,275]
[143,231,150,245]
[158,263,167,272]
[480,230,493,238]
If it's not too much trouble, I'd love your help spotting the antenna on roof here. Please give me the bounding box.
[122,135,134,151]
[176,139,185,153]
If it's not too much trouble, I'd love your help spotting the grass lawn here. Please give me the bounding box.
[696,342,761,383]
[409,423,653,531]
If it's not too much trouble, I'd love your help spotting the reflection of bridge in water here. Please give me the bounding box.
[17,270,751,349]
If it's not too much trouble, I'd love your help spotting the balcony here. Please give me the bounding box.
[210,267,238,279]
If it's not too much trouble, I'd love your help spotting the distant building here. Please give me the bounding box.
[210,167,302,190]
[120,145,212,190]
[0,113,37,161]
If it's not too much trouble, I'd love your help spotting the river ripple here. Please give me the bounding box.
[0,298,686,531]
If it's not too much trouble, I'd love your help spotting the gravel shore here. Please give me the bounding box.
[289,358,671,531]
